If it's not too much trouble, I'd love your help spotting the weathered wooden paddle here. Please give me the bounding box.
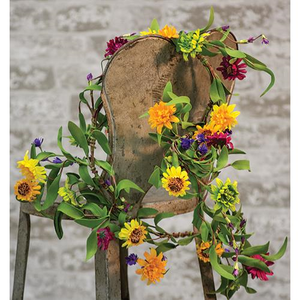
[101,31,238,299]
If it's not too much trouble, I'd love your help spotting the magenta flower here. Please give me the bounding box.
[97,227,114,250]
[104,36,128,57]
[206,132,234,150]
[245,254,274,281]
[217,56,247,80]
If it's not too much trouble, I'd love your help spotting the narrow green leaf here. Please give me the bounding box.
[200,6,214,32]
[42,174,61,210]
[36,152,57,161]
[181,121,194,129]
[57,127,76,161]
[47,168,60,192]
[139,111,149,118]
[177,235,199,246]
[228,148,246,155]
[30,144,37,159]
[200,222,209,241]
[156,242,177,254]
[79,164,95,187]
[154,212,174,226]
[118,211,127,226]
[231,160,250,171]
[95,160,115,176]
[167,96,190,106]
[54,210,64,239]
[162,81,173,102]
[148,166,162,189]
[66,172,80,185]
[57,201,84,219]
[82,203,106,217]
[216,145,228,170]
[68,121,89,156]
[210,78,220,103]
[85,84,102,91]
[150,18,159,32]
[93,130,111,155]
[79,92,88,104]
[137,207,158,218]
[242,242,270,256]
[216,79,226,103]
[116,179,144,198]
[79,112,86,132]
[86,227,98,261]
[75,217,108,228]
[239,256,271,272]
[225,48,246,58]
[261,237,288,261]
[172,152,179,168]
[209,245,235,280]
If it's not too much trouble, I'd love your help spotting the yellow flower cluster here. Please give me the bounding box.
[140,24,179,39]
[14,151,46,202]
[196,241,224,263]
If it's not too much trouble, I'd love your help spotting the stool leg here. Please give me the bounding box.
[119,246,129,300]
[12,208,31,300]
[95,239,124,300]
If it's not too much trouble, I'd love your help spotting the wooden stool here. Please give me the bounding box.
[12,31,237,300]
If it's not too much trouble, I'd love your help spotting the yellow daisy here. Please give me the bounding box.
[196,241,224,263]
[119,219,147,248]
[209,103,240,133]
[140,28,158,36]
[136,248,167,285]
[148,101,179,134]
[158,25,179,38]
[17,150,47,183]
[162,166,190,197]
[14,178,41,202]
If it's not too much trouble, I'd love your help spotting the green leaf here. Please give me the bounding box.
[178,192,197,199]
[177,235,199,246]
[210,78,220,103]
[95,160,115,176]
[68,121,89,156]
[225,48,246,58]
[216,79,226,103]
[261,237,288,261]
[216,145,228,170]
[201,46,219,57]
[172,152,179,168]
[231,160,250,171]
[33,183,44,212]
[200,222,209,241]
[245,53,266,67]
[228,148,246,155]
[150,18,159,32]
[181,121,194,129]
[42,174,61,210]
[167,95,190,106]
[139,111,149,118]
[200,6,214,32]
[79,164,95,187]
[148,166,162,189]
[66,172,81,185]
[86,227,98,261]
[57,201,84,219]
[156,242,177,254]
[30,144,37,159]
[118,211,127,226]
[116,179,144,198]
[242,242,270,256]
[154,212,174,226]
[82,203,106,217]
[238,256,271,272]
[75,217,108,228]
[79,112,86,132]
[137,207,158,218]
[93,130,111,155]
[163,81,173,102]
[54,210,64,239]
[36,152,57,161]
[47,168,60,192]
[85,84,102,91]
[57,127,76,161]
[209,245,235,280]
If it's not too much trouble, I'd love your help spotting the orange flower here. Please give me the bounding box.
[158,25,179,38]
[196,241,224,263]
[148,101,179,134]
[193,123,216,138]
[14,178,41,202]
[136,248,167,285]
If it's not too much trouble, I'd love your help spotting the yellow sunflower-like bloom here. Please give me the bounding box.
[196,241,224,263]
[161,166,190,197]
[209,103,240,133]
[136,248,167,285]
[140,28,158,36]
[119,219,147,248]
[58,179,77,206]
[193,123,216,139]
[158,25,179,38]
[17,150,47,183]
[14,178,41,202]
[148,101,179,134]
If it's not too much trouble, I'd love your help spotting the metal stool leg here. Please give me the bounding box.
[12,207,31,300]
[95,239,127,300]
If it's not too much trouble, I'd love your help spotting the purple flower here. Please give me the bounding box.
[52,157,63,164]
[233,268,239,277]
[235,248,239,255]
[241,236,245,244]
[196,133,206,143]
[104,36,128,57]
[87,73,93,81]
[228,222,235,230]
[261,35,269,44]
[32,138,43,147]
[125,253,138,266]
[180,138,194,150]
[162,255,167,261]
[240,218,247,228]
[124,203,131,213]
[222,25,230,31]
[105,179,111,186]
[97,227,114,250]
[247,36,255,43]
[198,143,208,155]
[225,248,230,253]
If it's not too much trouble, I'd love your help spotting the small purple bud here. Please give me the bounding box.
[124,203,131,213]
[235,248,239,255]
[105,179,111,186]
[228,222,235,230]
[180,138,194,150]
[229,241,233,247]
[240,219,246,228]
[162,255,167,261]
[225,248,230,253]
[247,36,255,43]
[87,73,93,81]
[241,236,245,244]
[32,138,44,147]
[52,157,63,164]
[233,269,239,277]
[261,35,269,44]
[222,25,230,31]
[198,143,208,155]
[196,133,206,143]
[125,253,138,266]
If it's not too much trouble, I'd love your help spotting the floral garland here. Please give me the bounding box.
[13,7,287,299]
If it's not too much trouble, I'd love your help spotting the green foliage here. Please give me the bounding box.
[148,166,162,188]
[115,179,144,198]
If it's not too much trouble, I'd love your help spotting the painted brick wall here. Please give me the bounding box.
[10,0,290,299]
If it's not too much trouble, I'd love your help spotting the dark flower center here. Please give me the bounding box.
[18,182,31,196]
[226,66,233,74]
[130,228,143,244]
[168,177,184,192]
